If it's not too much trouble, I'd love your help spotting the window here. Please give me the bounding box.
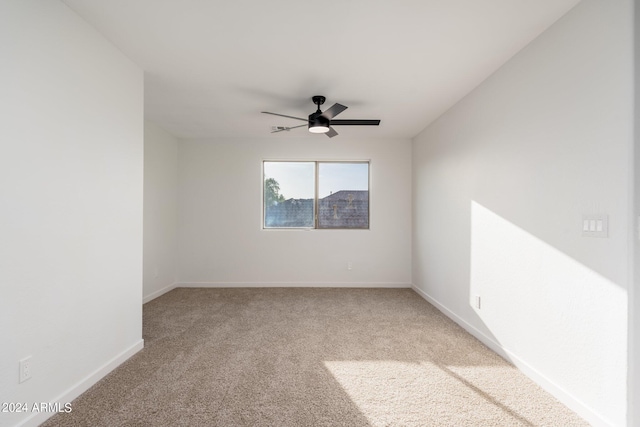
[263,161,369,229]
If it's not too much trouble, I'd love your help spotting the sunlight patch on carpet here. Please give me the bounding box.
[323,360,582,426]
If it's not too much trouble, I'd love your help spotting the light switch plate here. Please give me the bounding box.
[582,214,608,238]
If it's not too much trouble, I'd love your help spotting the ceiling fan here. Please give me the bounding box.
[262,96,380,138]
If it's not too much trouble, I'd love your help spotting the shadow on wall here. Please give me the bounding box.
[468,200,626,423]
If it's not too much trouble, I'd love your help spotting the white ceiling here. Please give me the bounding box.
[62,0,580,140]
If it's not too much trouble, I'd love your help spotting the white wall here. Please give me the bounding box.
[412,0,632,426]
[177,137,412,287]
[0,1,144,426]
[631,1,640,425]
[144,121,178,302]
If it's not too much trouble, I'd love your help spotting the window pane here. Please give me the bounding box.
[264,162,315,228]
[318,162,369,229]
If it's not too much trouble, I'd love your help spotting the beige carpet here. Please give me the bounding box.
[42,288,587,426]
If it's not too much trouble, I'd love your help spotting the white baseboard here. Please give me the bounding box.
[177,281,412,288]
[17,339,144,427]
[143,282,177,303]
[411,284,612,427]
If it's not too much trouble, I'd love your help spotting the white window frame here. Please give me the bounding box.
[262,160,370,230]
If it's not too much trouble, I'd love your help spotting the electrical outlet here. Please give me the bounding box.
[474,295,481,309]
[19,356,32,383]
[347,261,353,270]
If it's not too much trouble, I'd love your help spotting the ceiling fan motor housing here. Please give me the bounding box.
[308,111,330,131]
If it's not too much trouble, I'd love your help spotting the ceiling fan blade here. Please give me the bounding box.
[271,124,307,133]
[330,119,380,126]
[261,111,308,122]
[321,103,348,120]
[325,127,339,138]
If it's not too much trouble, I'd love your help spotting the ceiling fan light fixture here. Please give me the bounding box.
[309,125,330,134]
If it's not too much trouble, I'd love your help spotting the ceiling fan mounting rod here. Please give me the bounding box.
[312,95,326,110]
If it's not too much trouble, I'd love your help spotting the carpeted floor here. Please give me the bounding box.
[42,288,587,426]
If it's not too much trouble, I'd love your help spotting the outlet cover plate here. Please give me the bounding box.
[19,356,32,383]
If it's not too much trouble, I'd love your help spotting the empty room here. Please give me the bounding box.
[2,0,639,426]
